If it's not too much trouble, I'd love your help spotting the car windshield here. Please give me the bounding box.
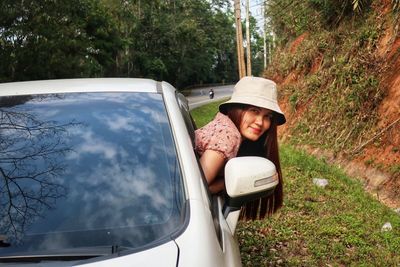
[0,92,185,257]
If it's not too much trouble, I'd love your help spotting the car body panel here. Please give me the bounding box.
[174,199,241,267]
[161,81,211,207]
[161,81,242,266]
[0,78,157,96]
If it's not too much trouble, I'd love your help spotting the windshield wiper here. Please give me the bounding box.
[0,254,97,263]
[0,245,131,263]
[0,241,10,248]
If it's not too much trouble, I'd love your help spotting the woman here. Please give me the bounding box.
[195,76,286,220]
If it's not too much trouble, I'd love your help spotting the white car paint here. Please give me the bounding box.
[0,78,278,267]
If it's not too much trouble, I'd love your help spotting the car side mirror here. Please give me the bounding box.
[223,156,278,218]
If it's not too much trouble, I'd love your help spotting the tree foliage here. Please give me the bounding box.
[0,0,250,88]
[0,0,121,81]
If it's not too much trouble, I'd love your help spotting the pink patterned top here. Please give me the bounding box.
[195,112,242,160]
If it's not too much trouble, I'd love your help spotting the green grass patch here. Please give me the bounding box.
[190,99,225,128]
[191,102,400,266]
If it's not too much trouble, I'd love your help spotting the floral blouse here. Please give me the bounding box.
[195,112,242,160]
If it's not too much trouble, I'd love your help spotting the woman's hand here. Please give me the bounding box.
[208,176,225,194]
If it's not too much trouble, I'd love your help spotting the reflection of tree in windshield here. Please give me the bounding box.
[0,97,77,245]
[0,92,184,254]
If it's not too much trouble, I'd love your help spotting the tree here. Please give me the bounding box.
[0,96,78,242]
[1,0,240,87]
[0,0,122,82]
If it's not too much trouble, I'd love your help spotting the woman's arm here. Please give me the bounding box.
[199,149,226,193]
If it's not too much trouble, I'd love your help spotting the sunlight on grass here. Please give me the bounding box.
[191,102,400,266]
[190,99,225,128]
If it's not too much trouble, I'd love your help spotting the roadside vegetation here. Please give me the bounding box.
[264,0,400,185]
[265,7,384,154]
[191,102,400,266]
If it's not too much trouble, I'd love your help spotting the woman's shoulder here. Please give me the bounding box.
[214,112,237,127]
[198,112,239,135]
[195,112,241,160]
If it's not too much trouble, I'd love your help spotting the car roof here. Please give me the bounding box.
[0,78,159,96]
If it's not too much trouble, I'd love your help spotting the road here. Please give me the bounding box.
[185,85,234,110]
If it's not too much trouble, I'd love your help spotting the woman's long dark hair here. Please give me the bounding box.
[225,104,283,220]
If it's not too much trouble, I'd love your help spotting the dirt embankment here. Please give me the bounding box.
[276,12,400,208]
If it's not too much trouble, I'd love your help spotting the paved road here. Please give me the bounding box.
[186,85,234,110]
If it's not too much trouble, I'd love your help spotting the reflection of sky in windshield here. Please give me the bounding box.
[0,92,184,254]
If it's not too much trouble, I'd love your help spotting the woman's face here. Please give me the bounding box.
[240,106,273,141]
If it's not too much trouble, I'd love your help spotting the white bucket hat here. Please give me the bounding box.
[219,76,286,125]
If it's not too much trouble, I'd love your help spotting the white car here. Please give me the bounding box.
[0,78,278,266]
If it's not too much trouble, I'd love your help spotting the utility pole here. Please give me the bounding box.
[270,31,275,64]
[245,0,252,76]
[234,0,246,78]
[138,0,141,18]
[263,1,267,69]
[263,28,267,69]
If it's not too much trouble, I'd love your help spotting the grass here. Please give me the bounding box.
[191,102,400,266]
[190,99,225,128]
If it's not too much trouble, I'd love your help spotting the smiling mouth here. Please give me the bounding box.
[249,127,261,134]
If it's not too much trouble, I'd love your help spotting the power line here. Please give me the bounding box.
[248,0,304,22]
[249,0,268,8]
[249,0,303,29]
[265,1,322,34]
[265,1,304,20]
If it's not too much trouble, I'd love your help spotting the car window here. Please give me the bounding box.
[176,92,196,143]
[0,92,185,257]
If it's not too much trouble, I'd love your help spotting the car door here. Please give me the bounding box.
[176,92,242,267]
